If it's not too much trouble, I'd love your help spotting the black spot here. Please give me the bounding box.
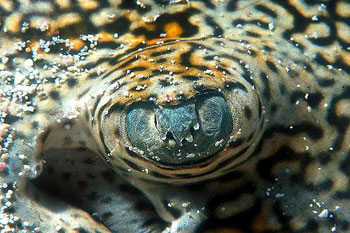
[200,182,261,231]
[326,86,350,151]
[4,114,22,124]
[32,121,39,129]
[217,66,232,75]
[163,200,181,219]
[226,0,237,11]
[100,171,115,183]
[317,151,332,165]
[49,90,60,100]
[119,0,150,13]
[255,4,277,18]
[318,78,335,87]
[151,49,173,57]
[264,122,323,141]
[101,211,113,219]
[66,78,77,88]
[334,191,350,200]
[307,92,324,108]
[266,60,278,73]
[279,84,286,95]
[73,228,88,233]
[270,103,278,114]
[156,58,167,64]
[244,106,252,119]
[159,79,172,87]
[260,72,271,101]
[224,81,247,92]
[289,91,324,108]
[340,152,350,176]
[40,128,52,143]
[303,63,313,73]
[205,16,223,36]
[82,158,96,165]
[246,31,261,38]
[256,146,311,181]
[182,75,199,81]
[263,45,273,51]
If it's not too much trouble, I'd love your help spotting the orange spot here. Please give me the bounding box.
[164,22,183,38]
[144,24,156,31]
[146,38,163,45]
[69,38,85,51]
[98,31,114,43]
[78,0,98,11]
[5,13,22,33]
[341,53,350,66]
[121,34,147,48]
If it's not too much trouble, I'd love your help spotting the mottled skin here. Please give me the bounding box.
[0,0,350,232]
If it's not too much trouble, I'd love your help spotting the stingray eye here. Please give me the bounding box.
[125,94,233,165]
[99,82,263,181]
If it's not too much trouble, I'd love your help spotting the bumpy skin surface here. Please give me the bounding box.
[0,0,350,232]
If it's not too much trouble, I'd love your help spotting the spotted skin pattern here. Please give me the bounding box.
[0,0,350,232]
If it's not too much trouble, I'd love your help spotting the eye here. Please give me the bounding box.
[125,94,233,165]
[99,80,263,181]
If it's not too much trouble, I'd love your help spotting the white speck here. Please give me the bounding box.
[1,56,9,64]
[135,84,148,91]
[311,15,319,21]
[181,202,189,207]
[215,139,224,147]
[327,65,334,70]
[204,69,213,75]
[64,124,72,130]
[0,215,9,225]
[268,22,275,30]
[331,226,336,232]
[318,209,329,218]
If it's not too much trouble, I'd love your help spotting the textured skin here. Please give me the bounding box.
[0,0,350,232]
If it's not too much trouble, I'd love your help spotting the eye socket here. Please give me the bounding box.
[125,94,233,166]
